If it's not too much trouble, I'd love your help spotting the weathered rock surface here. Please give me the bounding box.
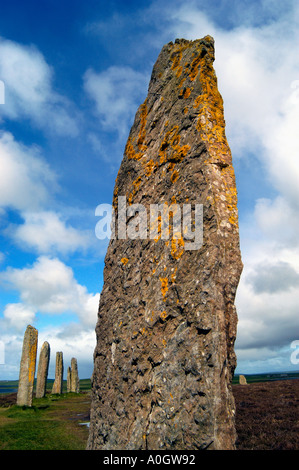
[67,366,71,392]
[36,341,50,398]
[17,325,38,407]
[88,36,243,450]
[67,357,80,393]
[51,352,63,394]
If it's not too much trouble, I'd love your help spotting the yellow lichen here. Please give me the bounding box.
[160,310,167,321]
[170,170,179,183]
[28,341,37,384]
[159,277,168,298]
[137,99,147,150]
[171,236,185,260]
[190,42,239,228]
[183,87,191,99]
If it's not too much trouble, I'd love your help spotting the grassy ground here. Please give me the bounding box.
[0,390,90,450]
[0,376,298,450]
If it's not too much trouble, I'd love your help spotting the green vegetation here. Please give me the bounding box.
[0,382,91,450]
[232,371,299,385]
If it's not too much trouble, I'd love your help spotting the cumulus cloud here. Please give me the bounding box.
[247,261,299,294]
[83,65,148,138]
[37,325,96,379]
[9,210,92,255]
[1,256,99,328]
[0,37,79,136]
[3,303,35,331]
[0,131,57,211]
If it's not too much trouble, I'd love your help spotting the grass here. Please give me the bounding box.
[0,388,91,450]
[232,371,299,385]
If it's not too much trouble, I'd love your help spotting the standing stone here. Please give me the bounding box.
[87,36,243,450]
[70,357,80,393]
[51,352,63,394]
[35,341,50,398]
[67,366,72,392]
[239,374,247,385]
[17,325,38,407]
[67,358,80,393]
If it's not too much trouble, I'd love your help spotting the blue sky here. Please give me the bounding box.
[0,0,298,380]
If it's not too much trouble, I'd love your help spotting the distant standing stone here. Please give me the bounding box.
[17,325,38,407]
[51,351,64,394]
[67,366,71,392]
[67,357,80,393]
[36,341,50,398]
[239,375,247,385]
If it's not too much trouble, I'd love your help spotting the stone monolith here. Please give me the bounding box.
[239,374,247,385]
[70,357,80,393]
[35,341,50,398]
[88,36,243,450]
[17,325,38,407]
[51,352,63,394]
[67,358,80,393]
[67,366,71,392]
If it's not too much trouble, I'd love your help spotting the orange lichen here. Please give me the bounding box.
[171,267,177,283]
[159,125,190,164]
[125,137,143,161]
[159,277,168,298]
[28,341,37,384]
[170,170,179,183]
[137,99,148,150]
[183,87,191,99]
[128,175,142,205]
[160,310,167,321]
[171,236,185,260]
[189,54,201,82]
[121,257,129,265]
[190,40,239,228]
[145,159,156,177]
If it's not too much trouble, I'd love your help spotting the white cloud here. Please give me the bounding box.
[83,65,147,138]
[3,303,35,331]
[0,131,57,211]
[1,256,99,328]
[37,325,96,379]
[0,37,79,136]
[10,211,92,255]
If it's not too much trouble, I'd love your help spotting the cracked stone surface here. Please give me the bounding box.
[87,36,243,450]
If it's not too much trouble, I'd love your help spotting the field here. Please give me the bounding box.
[0,376,298,450]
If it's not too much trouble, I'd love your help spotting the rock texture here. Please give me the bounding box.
[88,36,243,450]
[51,352,63,394]
[67,366,71,392]
[67,357,80,393]
[17,325,38,407]
[36,341,50,398]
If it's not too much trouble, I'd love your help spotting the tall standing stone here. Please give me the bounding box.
[51,352,63,394]
[67,366,72,392]
[88,36,243,450]
[70,357,80,393]
[35,341,50,398]
[17,325,38,407]
[67,358,80,393]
